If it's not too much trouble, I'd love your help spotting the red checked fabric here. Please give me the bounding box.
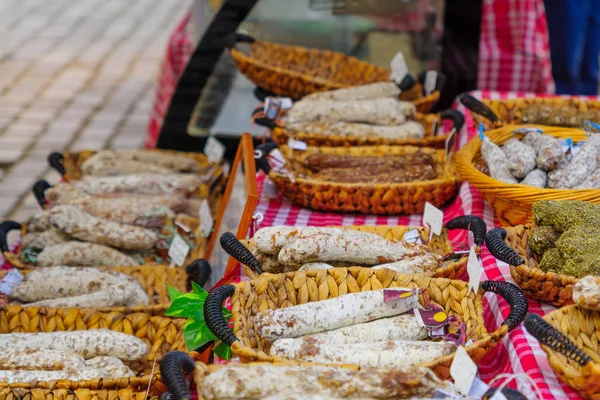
[228,91,600,399]
[477,0,555,94]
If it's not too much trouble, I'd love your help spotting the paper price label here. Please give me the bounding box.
[168,235,190,267]
[279,97,293,110]
[382,288,416,303]
[468,377,491,399]
[450,346,477,395]
[204,136,226,164]
[389,52,408,84]
[264,97,282,119]
[199,199,214,238]
[402,228,423,244]
[0,270,23,295]
[424,71,438,95]
[444,128,457,159]
[423,202,443,242]
[262,179,279,199]
[467,246,482,294]
[288,139,307,151]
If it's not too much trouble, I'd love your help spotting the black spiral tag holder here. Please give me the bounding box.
[396,74,417,92]
[459,93,500,124]
[481,281,528,331]
[0,221,22,253]
[47,152,66,176]
[220,232,263,274]
[185,259,211,288]
[524,314,592,367]
[484,387,528,400]
[445,215,487,247]
[32,180,52,208]
[159,351,195,400]
[485,228,525,266]
[254,142,278,175]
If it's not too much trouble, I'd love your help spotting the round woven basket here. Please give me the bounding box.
[229,37,439,113]
[204,269,528,381]
[485,225,578,306]
[454,124,600,226]
[525,309,600,399]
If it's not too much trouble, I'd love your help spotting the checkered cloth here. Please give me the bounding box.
[477,0,555,94]
[226,91,600,399]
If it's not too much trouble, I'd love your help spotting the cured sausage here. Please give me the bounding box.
[302,82,401,102]
[287,120,425,140]
[481,140,518,184]
[522,131,565,171]
[503,138,536,179]
[81,150,203,175]
[21,227,70,250]
[36,241,139,267]
[74,173,205,196]
[573,276,600,311]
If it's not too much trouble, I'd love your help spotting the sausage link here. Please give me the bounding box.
[520,169,547,188]
[21,227,70,250]
[522,131,565,171]
[36,241,139,267]
[503,138,536,179]
[301,82,401,102]
[573,276,600,311]
[481,140,518,184]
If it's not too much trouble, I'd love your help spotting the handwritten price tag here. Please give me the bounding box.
[450,346,477,395]
[0,270,23,295]
[204,136,225,164]
[423,202,443,243]
[168,235,190,267]
[199,199,214,238]
[467,246,482,294]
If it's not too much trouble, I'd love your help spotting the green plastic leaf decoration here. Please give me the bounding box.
[165,293,205,321]
[213,341,232,360]
[191,281,206,295]
[183,319,217,351]
[167,284,185,302]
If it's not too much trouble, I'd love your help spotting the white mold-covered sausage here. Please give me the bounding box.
[74,173,205,196]
[302,82,402,102]
[0,329,147,361]
[0,369,107,384]
[481,140,518,184]
[520,169,547,188]
[0,349,86,371]
[85,356,134,378]
[287,98,416,125]
[371,256,437,274]
[36,241,139,267]
[49,205,159,251]
[255,289,420,341]
[573,276,600,311]
[575,168,600,189]
[277,231,431,267]
[270,339,455,369]
[503,138,536,179]
[270,315,426,350]
[81,150,202,175]
[21,227,70,250]
[522,131,565,171]
[298,262,336,271]
[287,120,425,140]
[547,135,600,189]
[197,364,449,400]
[26,210,52,233]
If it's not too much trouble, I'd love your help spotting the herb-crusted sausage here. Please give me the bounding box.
[36,241,139,266]
[49,205,159,251]
[255,289,420,341]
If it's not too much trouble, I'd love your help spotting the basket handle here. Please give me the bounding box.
[0,221,22,253]
[220,232,263,274]
[205,284,238,346]
[254,142,279,174]
[444,215,486,246]
[459,93,499,124]
[252,106,277,129]
[524,313,592,367]
[440,109,465,134]
[47,152,66,176]
[482,280,528,331]
[159,351,195,400]
[484,387,528,400]
[417,70,447,93]
[32,180,52,209]
[485,228,524,266]
[186,259,211,288]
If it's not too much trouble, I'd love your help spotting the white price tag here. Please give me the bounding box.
[450,346,477,395]
[262,179,279,199]
[264,97,282,119]
[204,136,225,164]
[424,71,438,95]
[467,245,482,294]
[389,52,408,84]
[168,235,190,267]
[288,139,307,151]
[423,202,443,242]
[403,228,423,244]
[199,199,214,238]
[0,270,23,295]
[279,97,293,110]
[468,377,491,399]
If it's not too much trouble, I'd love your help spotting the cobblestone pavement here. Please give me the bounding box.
[0,0,190,221]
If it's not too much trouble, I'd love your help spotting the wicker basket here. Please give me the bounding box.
[229,35,440,113]
[203,270,527,380]
[0,305,188,399]
[256,109,463,149]
[256,143,459,215]
[525,310,600,399]
[0,214,206,269]
[461,94,600,130]
[224,216,486,281]
[485,226,578,307]
[454,124,600,226]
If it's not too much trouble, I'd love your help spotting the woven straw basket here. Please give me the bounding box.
[454,124,600,226]
[525,310,600,399]
[204,269,527,380]
[256,143,459,215]
[229,35,439,113]
[485,226,578,307]
[0,305,188,399]
[257,109,464,149]
[231,217,486,281]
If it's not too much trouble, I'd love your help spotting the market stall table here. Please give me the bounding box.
[229,90,600,400]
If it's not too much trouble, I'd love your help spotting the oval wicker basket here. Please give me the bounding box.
[0,305,188,400]
[229,36,440,113]
[203,269,527,381]
[257,143,459,215]
[230,217,486,281]
[525,310,600,399]
[485,225,578,306]
[454,124,600,226]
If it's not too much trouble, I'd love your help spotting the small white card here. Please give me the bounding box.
[168,234,190,267]
[279,97,293,110]
[0,270,23,295]
[423,202,443,242]
[262,179,279,199]
[467,245,482,294]
[199,199,214,238]
[424,70,438,95]
[389,52,408,84]
[402,228,423,244]
[450,346,477,395]
[204,136,225,164]
[288,139,307,151]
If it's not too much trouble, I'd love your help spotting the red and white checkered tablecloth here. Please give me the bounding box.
[226,90,600,399]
